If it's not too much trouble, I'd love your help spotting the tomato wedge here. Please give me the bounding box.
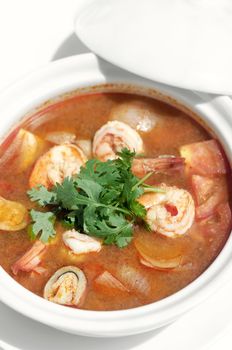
[204,202,232,236]
[180,139,227,175]
[191,175,227,220]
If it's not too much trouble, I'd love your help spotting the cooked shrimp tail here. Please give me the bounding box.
[11,240,46,275]
[132,156,185,177]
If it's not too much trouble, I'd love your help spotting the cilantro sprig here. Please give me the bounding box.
[27,149,161,247]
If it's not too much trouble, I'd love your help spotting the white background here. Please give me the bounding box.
[0,1,232,349]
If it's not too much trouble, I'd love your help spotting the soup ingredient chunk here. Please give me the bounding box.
[109,100,157,132]
[94,271,129,294]
[134,234,182,270]
[11,240,46,275]
[63,230,102,254]
[28,149,162,246]
[93,121,144,161]
[191,175,227,220]
[138,184,195,237]
[45,131,76,145]
[0,196,28,231]
[204,202,232,236]
[29,144,87,189]
[44,266,87,306]
[116,264,150,296]
[132,156,184,177]
[180,139,227,175]
[76,139,92,159]
[0,128,47,173]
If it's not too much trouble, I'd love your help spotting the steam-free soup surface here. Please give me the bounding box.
[0,92,231,310]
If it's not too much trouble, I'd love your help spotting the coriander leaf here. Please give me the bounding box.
[116,148,135,169]
[27,148,164,248]
[83,206,133,247]
[62,209,84,229]
[130,200,146,219]
[29,209,56,243]
[75,178,102,201]
[77,158,121,189]
[27,185,56,207]
[53,177,80,209]
[100,187,122,205]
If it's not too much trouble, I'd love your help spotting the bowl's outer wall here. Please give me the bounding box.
[0,53,232,336]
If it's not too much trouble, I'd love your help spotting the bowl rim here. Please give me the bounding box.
[0,53,232,337]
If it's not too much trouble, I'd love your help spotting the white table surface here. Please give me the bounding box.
[0,1,232,349]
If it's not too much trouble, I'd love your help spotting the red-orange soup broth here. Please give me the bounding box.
[0,92,231,311]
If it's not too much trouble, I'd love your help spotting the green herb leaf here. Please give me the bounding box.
[27,185,56,207]
[53,177,80,210]
[27,149,163,247]
[29,209,56,242]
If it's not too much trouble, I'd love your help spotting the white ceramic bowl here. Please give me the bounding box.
[0,53,232,337]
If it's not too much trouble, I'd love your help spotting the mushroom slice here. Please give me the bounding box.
[45,131,76,145]
[63,230,102,255]
[109,100,158,132]
[44,266,87,306]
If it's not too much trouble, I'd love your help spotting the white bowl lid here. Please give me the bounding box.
[74,0,232,95]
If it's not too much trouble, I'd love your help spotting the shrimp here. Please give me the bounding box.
[11,240,46,275]
[93,121,144,162]
[132,156,184,177]
[29,144,87,189]
[138,184,195,237]
[63,230,102,255]
[93,121,184,177]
